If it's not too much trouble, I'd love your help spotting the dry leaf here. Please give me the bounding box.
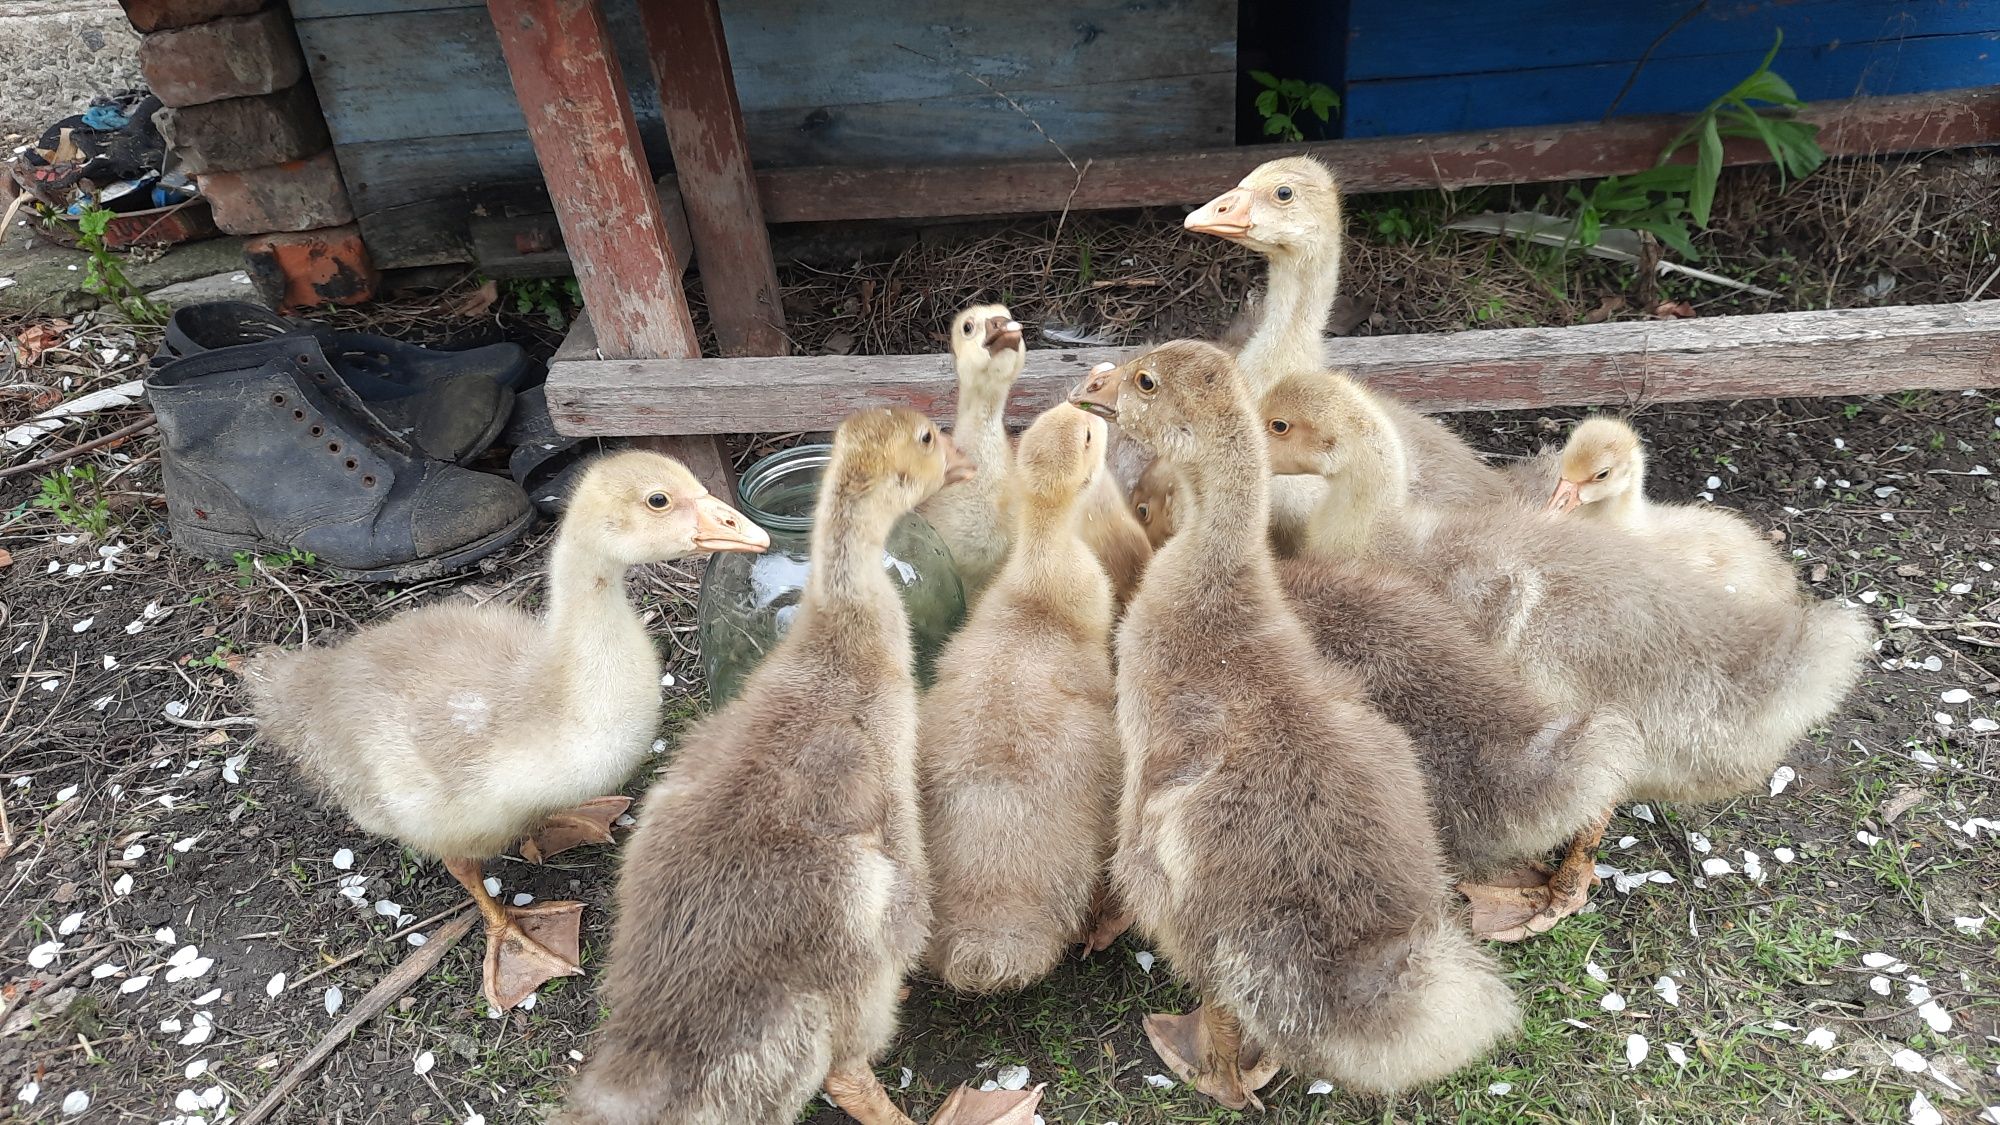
[1652,300,1696,319]
[0,547,12,569]
[1880,787,1926,825]
[1583,295,1626,324]
[448,280,500,318]
[14,321,70,366]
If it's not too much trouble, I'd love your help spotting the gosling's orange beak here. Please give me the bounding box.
[1546,478,1583,515]
[1185,186,1254,239]
[983,315,1023,355]
[1069,361,1123,420]
[692,494,769,553]
[939,432,976,486]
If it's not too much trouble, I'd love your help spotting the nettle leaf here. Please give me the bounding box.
[1255,89,1279,117]
[1308,86,1336,121]
[1690,115,1723,228]
[1263,112,1295,137]
[1249,70,1279,89]
[1279,78,1308,100]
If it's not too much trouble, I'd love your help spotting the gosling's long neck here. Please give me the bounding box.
[800,479,908,671]
[1001,488,1110,630]
[1305,416,1410,561]
[1168,414,1279,596]
[1238,241,1340,395]
[953,368,1015,477]
[544,523,658,687]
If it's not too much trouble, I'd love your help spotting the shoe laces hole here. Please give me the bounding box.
[309,425,324,436]
[327,441,342,454]
[271,393,286,405]
[361,474,376,487]
[292,409,305,421]
[344,458,358,471]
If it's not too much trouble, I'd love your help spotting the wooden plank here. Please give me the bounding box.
[294,0,1233,156]
[638,0,786,357]
[485,0,696,359]
[553,313,736,501]
[746,87,2000,222]
[468,178,694,278]
[1345,0,2000,80]
[544,302,2000,436]
[1346,33,2000,137]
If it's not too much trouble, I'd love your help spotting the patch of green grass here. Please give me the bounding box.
[33,464,112,537]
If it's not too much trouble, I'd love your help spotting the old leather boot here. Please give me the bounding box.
[148,337,535,582]
[155,301,526,464]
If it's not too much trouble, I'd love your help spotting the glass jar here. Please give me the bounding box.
[696,443,967,708]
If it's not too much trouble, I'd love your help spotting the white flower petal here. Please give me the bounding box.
[1630,804,1655,823]
[1654,975,1679,1006]
[1871,975,1892,996]
[1917,1001,1952,1032]
[1822,1068,1858,1081]
[1954,916,1986,933]
[899,1068,912,1090]
[1584,961,1609,983]
[1134,950,1155,973]
[408,932,429,947]
[1910,1092,1943,1125]
[331,848,354,870]
[1687,831,1712,854]
[1600,992,1626,1012]
[511,893,534,907]
[995,1065,1030,1091]
[1305,1078,1335,1095]
[113,873,133,895]
[1626,1033,1649,1068]
[121,842,146,861]
[178,1013,213,1046]
[1701,857,1734,877]
[55,784,79,803]
[414,1050,436,1076]
[1862,952,1898,968]
[483,876,500,896]
[1768,765,1796,796]
[266,972,286,997]
[61,1090,89,1115]
[1666,1043,1688,1067]
[1941,688,1972,705]
[120,975,152,993]
[1143,1074,1175,1089]
[1774,847,1796,864]
[1803,1027,1836,1050]
[28,940,63,969]
[194,988,221,1005]
[1891,1048,1927,1073]
[1485,1081,1511,1095]
[325,986,344,1015]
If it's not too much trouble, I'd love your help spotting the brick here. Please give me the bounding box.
[243,225,378,311]
[119,0,266,33]
[198,150,353,235]
[139,8,304,107]
[158,82,331,174]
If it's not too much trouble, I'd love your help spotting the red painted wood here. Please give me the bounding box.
[743,87,2000,223]
[484,0,697,360]
[637,0,787,358]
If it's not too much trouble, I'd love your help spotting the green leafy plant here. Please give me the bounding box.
[501,277,582,331]
[194,640,237,671]
[33,465,112,536]
[232,546,317,587]
[74,205,166,324]
[1250,71,1339,142]
[1566,32,1824,260]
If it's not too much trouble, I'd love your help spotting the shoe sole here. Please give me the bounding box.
[172,505,538,584]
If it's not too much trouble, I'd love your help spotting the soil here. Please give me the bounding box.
[2,150,1998,1124]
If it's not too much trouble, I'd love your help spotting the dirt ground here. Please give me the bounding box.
[3,153,1998,1124]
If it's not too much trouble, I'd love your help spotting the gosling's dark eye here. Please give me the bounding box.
[1594,469,1610,481]
[1135,370,1159,394]
[647,491,671,510]
[1275,185,1294,203]
[1083,430,1092,446]
[962,320,975,335]
[1269,419,1291,435]
[920,428,934,446]
[1135,503,1150,523]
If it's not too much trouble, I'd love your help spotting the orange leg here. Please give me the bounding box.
[1079,878,1134,955]
[1143,1002,1279,1111]
[823,1064,917,1125]
[1461,806,1613,942]
[519,795,631,863]
[443,856,584,1011]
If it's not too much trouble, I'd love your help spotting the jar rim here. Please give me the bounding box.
[737,443,831,533]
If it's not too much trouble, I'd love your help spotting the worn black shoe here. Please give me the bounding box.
[156,301,531,464]
[148,337,535,582]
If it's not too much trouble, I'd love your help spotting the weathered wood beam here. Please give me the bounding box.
[485,0,696,359]
[746,87,2000,223]
[548,301,2000,436]
[637,0,787,356]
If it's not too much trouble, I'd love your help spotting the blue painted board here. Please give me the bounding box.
[1346,0,2000,80]
[1341,0,2000,137]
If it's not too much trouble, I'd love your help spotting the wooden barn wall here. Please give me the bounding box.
[1343,0,2000,137]
[287,0,1238,268]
